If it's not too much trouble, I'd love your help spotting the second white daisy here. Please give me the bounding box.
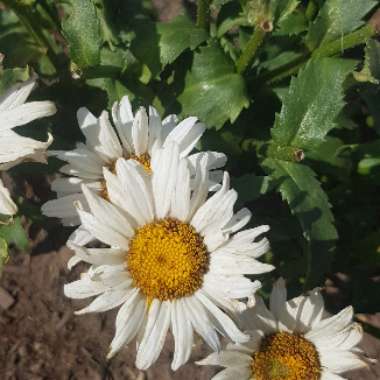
[198,278,366,380]
[64,143,273,370]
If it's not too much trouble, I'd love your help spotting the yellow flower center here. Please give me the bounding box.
[128,152,152,174]
[126,218,209,302]
[252,332,321,380]
[99,153,151,200]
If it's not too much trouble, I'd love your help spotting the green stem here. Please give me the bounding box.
[261,24,376,84]
[4,0,59,71]
[313,24,376,58]
[236,28,266,74]
[196,0,210,29]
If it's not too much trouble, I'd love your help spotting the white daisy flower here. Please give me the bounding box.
[0,179,17,216]
[198,278,366,380]
[0,77,56,171]
[42,96,226,245]
[64,143,273,370]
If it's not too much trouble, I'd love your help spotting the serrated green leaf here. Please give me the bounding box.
[306,0,376,50]
[178,42,249,129]
[158,15,208,66]
[271,58,355,150]
[0,237,8,276]
[62,0,102,68]
[354,39,380,84]
[0,66,29,94]
[263,158,338,288]
[0,217,28,251]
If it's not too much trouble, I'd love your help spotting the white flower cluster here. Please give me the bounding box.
[1,78,367,378]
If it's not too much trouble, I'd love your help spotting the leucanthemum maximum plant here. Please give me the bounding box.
[198,278,366,380]
[42,96,226,246]
[64,142,273,370]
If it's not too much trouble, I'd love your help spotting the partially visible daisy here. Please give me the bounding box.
[0,77,56,170]
[198,278,366,380]
[64,143,273,370]
[0,179,17,216]
[42,97,226,244]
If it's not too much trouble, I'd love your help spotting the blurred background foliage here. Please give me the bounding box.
[0,0,380,335]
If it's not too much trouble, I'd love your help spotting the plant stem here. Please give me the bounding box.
[196,0,210,29]
[261,24,376,84]
[313,24,376,58]
[4,0,60,71]
[236,28,266,74]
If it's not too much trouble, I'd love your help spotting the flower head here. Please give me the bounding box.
[0,76,56,215]
[0,77,56,171]
[42,97,226,245]
[64,143,273,370]
[198,278,366,380]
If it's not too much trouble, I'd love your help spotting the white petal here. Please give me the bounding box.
[171,299,194,370]
[319,349,366,373]
[0,78,35,111]
[209,252,274,275]
[131,107,149,155]
[76,208,129,248]
[196,350,252,368]
[171,157,191,221]
[189,151,227,171]
[183,296,220,351]
[151,142,180,219]
[111,96,133,152]
[306,306,354,341]
[222,208,251,234]
[69,244,125,266]
[164,117,205,157]
[0,101,56,130]
[195,291,249,344]
[67,226,94,247]
[148,105,163,150]
[114,159,154,225]
[0,179,17,215]
[320,370,345,380]
[0,130,53,170]
[135,300,171,370]
[287,287,324,332]
[75,280,132,315]
[82,185,134,238]
[191,172,231,233]
[107,288,145,358]
[41,193,85,223]
[210,367,251,380]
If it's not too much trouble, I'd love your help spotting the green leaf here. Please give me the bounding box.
[306,0,376,50]
[158,15,208,66]
[271,58,355,151]
[0,217,28,251]
[0,238,8,276]
[354,39,380,84]
[271,0,300,24]
[62,0,102,69]
[263,158,338,288]
[178,42,249,129]
[0,66,29,94]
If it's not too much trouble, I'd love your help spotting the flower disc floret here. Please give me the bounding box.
[252,332,320,380]
[127,218,208,301]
